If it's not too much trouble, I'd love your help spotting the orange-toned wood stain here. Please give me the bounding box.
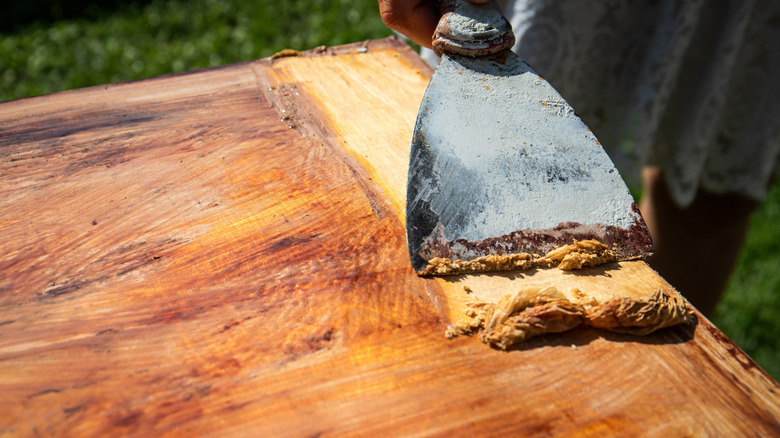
[1,38,778,437]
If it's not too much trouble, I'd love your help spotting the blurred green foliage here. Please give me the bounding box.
[713,183,780,378]
[2,1,155,33]
[1,0,394,101]
[0,0,777,379]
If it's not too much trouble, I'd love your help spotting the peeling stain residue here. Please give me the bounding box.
[271,49,302,59]
[422,239,616,276]
[438,240,692,348]
[545,240,617,270]
[446,286,694,350]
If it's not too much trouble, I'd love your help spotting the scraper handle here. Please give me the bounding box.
[433,0,515,57]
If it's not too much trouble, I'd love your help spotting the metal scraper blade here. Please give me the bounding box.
[406,50,653,274]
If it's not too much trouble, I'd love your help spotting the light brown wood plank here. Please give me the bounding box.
[1,37,778,437]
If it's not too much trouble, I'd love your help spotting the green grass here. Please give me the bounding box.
[1,0,394,101]
[2,0,777,379]
[712,182,780,378]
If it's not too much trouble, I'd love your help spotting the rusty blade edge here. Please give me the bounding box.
[416,204,653,270]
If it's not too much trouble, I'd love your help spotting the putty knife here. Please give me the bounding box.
[406,0,653,274]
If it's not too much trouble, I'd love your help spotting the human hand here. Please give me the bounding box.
[378,0,490,49]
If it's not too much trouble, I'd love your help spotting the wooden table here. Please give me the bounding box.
[1,37,778,437]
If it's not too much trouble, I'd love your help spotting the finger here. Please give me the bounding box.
[378,0,439,49]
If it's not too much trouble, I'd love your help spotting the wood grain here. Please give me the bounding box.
[1,37,778,437]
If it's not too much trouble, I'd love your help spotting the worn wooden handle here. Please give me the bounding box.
[432,0,515,57]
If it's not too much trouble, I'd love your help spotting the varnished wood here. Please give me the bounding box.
[1,38,778,437]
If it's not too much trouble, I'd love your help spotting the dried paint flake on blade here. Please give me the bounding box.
[406,51,652,274]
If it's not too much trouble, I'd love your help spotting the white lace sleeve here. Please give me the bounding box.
[496,0,780,206]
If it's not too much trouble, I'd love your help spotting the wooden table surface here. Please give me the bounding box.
[1,37,778,437]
